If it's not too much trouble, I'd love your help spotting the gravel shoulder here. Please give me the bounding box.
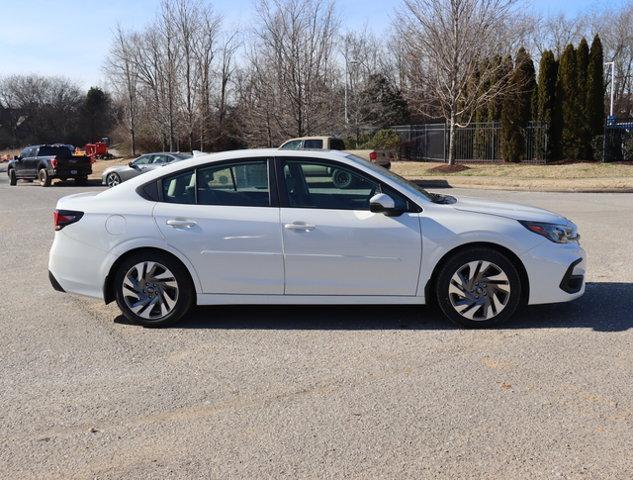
[1,175,632,479]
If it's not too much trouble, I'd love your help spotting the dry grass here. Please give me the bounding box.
[392,161,633,191]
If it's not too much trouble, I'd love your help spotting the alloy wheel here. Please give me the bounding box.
[122,261,179,320]
[106,173,121,187]
[448,260,511,321]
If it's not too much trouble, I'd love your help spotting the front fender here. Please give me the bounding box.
[417,210,544,299]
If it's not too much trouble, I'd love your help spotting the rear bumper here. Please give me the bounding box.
[49,167,92,177]
[48,230,105,299]
[48,271,66,292]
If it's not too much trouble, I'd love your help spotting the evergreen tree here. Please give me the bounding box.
[557,44,581,159]
[576,38,591,159]
[359,74,409,128]
[501,48,535,162]
[536,50,558,160]
[587,35,605,145]
[473,59,489,159]
[79,87,114,143]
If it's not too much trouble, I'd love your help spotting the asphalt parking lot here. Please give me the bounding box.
[1,164,632,479]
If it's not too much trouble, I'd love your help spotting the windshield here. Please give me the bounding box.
[345,154,434,202]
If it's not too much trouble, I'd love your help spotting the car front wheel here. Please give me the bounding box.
[435,248,522,328]
[9,169,17,186]
[114,251,194,327]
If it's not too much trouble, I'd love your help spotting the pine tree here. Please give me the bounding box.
[501,48,535,162]
[576,38,591,159]
[536,50,558,160]
[557,44,580,159]
[587,35,605,149]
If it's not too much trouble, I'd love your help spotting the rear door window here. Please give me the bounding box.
[38,146,72,158]
[197,161,270,207]
[162,169,196,204]
[303,139,323,149]
[330,138,346,150]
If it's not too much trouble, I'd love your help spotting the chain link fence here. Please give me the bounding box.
[391,122,548,163]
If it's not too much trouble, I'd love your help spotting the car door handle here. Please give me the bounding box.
[284,222,316,232]
[166,219,197,229]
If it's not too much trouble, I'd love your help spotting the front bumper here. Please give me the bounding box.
[522,240,586,305]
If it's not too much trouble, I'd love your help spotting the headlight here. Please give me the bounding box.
[519,221,579,244]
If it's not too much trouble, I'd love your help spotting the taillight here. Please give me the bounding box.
[53,209,84,231]
[369,151,377,161]
[51,157,58,168]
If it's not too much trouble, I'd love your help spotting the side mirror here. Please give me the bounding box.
[14,155,20,161]
[129,161,137,168]
[369,193,402,216]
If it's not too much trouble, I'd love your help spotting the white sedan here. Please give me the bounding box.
[48,149,586,328]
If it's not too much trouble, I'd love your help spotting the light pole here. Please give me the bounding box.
[605,61,616,118]
[344,58,358,126]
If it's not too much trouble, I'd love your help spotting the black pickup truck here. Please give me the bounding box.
[8,144,92,187]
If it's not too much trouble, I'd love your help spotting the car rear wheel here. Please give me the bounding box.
[106,172,121,187]
[38,169,51,187]
[114,251,194,327]
[435,248,522,328]
[9,169,17,186]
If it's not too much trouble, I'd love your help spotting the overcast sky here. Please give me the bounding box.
[0,0,626,88]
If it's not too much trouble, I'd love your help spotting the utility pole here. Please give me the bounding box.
[605,61,616,118]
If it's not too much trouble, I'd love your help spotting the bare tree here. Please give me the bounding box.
[104,25,140,155]
[531,13,587,58]
[587,4,633,116]
[249,0,339,142]
[396,0,520,164]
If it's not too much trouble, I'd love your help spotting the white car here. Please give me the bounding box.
[48,149,586,328]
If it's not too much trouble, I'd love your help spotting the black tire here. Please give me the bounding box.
[113,251,194,327]
[105,172,121,187]
[435,247,522,328]
[9,169,17,186]
[38,168,51,187]
[75,176,88,186]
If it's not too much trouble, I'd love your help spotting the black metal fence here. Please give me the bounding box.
[603,119,633,162]
[391,122,549,163]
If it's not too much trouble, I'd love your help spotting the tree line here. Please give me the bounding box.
[0,79,115,149]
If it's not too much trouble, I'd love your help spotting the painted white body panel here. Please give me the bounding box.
[153,203,284,294]
[280,208,421,295]
[48,149,586,310]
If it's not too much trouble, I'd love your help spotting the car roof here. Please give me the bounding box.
[97,148,431,206]
[283,136,337,142]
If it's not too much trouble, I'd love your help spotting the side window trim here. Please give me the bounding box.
[274,157,421,212]
[154,158,279,207]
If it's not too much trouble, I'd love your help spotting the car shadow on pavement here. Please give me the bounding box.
[114,282,633,332]
[52,179,103,187]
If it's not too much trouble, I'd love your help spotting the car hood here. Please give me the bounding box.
[451,196,569,224]
[102,165,129,175]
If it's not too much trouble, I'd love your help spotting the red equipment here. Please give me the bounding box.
[84,141,113,161]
